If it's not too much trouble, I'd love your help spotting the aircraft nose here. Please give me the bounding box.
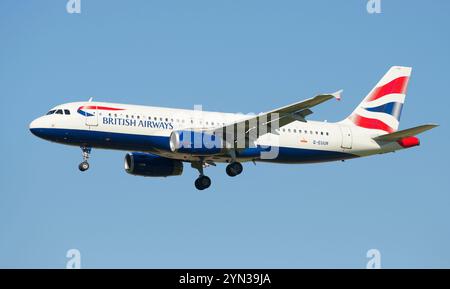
[29,117,44,137]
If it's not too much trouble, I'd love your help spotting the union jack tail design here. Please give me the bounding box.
[347,66,411,133]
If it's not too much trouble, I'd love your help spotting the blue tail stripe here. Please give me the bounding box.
[365,102,403,120]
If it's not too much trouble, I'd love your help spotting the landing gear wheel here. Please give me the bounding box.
[79,161,89,172]
[195,175,211,190]
[79,146,92,172]
[226,162,243,177]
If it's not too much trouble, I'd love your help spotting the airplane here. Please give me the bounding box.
[29,66,437,190]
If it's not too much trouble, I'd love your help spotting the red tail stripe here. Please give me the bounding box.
[367,76,409,102]
[350,114,395,133]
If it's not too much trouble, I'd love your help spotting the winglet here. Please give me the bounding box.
[331,89,343,101]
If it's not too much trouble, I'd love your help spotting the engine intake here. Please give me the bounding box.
[169,130,223,155]
[125,152,183,177]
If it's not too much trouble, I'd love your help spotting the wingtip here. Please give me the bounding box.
[332,89,343,101]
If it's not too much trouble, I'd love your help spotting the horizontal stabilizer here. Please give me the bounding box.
[373,124,438,142]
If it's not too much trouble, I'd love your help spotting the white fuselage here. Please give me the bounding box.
[29,101,404,164]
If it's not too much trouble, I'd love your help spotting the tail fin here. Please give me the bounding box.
[345,66,412,133]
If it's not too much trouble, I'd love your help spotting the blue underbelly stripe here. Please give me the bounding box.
[30,128,357,163]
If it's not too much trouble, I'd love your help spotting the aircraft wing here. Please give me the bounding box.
[210,90,343,142]
[373,124,438,142]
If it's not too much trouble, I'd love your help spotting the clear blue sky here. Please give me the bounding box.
[0,0,449,268]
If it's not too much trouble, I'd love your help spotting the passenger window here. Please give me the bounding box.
[321,132,323,135]
[56,109,63,114]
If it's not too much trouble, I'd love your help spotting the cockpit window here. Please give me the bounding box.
[47,109,70,116]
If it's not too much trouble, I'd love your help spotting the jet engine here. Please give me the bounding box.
[124,152,183,177]
[169,130,224,155]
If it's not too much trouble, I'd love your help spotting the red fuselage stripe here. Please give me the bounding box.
[78,106,125,111]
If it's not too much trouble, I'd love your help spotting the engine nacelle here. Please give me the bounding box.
[169,130,223,155]
[124,152,183,177]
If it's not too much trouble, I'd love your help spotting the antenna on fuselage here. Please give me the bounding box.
[88,97,93,102]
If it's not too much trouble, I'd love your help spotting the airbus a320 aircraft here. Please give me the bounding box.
[30,66,437,190]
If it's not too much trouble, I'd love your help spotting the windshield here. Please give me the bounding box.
[46,109,71,115]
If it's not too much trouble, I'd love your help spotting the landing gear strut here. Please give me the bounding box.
[226,161,243,177]
[192,160,211,190]
[78,146,91,172]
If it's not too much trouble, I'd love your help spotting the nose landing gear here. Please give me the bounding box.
[78,146,91,172]
[78,161,89,171]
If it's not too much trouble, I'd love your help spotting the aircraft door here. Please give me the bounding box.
[340,126,352,149]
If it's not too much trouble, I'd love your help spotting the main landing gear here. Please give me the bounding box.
[78,146,91,172]
[226,162,243,177]
[191,159,243,190]
[192,161,211,191]
[195,175,211,191]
